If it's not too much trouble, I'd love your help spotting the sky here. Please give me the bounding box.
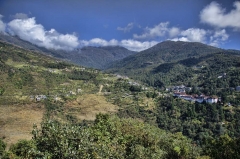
[0,0,239,51]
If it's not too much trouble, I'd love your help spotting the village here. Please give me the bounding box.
[169,85,240,104]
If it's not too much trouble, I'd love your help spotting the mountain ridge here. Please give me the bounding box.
[0,33,137,69]
[106,40,224,70]
[106,41,240,88]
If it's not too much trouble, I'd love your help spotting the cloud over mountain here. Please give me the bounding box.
[200,1,240,29]
[2,16,157,52]
[209,29,229,47]
[133,22,169,39]
[80,38,157,52]
[0,15,6,33]
[7,17,79,51]
[179,28,207,42]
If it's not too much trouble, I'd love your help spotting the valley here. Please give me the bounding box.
[0,38,240,158]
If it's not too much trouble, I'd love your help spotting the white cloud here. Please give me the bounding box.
[80,38,157,52]
[170,28,229,47]
[4,15,156,52]
[80,38,118,46]
[169,28,207,43]
[0,15,6,33]
[120,39,158,51]
[133,22,169,39]
[180,28,207,42]
[117,23,134,33]
[209,29,229,47]
[169,27,180,38]
[171,37,189,42]
[212,29,229,41]
[7,17,79,51]
[200,1,240,29]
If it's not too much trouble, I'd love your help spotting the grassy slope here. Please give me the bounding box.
[0,42,116,145]
[0,41,153,147]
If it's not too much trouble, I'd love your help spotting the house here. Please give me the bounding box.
[196,96,204,103]
[207,97,218,104]
[69,91,76,95]
[35,95,47,102]
[77,88,82,93]
[181,95,194,101]
[80,67,85,71]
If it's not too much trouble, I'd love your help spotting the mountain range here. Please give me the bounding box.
[107,41,223,69]
[105,40,240,87]
[1,33,240,88]
[0,33,136,69]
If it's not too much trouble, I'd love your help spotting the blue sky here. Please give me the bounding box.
[0,0,239,51]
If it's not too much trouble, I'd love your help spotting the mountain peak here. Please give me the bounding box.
[149,40,220,51]
[106,40,224,70]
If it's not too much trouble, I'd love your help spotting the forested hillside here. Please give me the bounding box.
[69,46,136,69]
[1,41,240,158]
[107,41,223,70]
[106,41,240,93]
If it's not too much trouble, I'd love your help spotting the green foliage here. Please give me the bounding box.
[204,135,240,159]
[9,139,37,158]
[146,91,158,98]
[129,85,142,92]
[7,68,34,89]
[5,114,201,158]
[41,70,68,88]
[68,69,96,80]
[155,96,240,145]
[109,51,240,105]
[0,139,6,157]
[45,62,72,69]
[0,87,5,95]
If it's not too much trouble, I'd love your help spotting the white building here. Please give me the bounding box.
[207,97,218,104]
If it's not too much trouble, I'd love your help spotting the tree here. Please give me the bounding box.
[204,135,240,159]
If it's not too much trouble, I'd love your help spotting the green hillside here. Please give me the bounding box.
[69,46,137,69]
[1,41,240,158]
[107,41,223,70]
[0,41,119,146]
[106,41,240,90]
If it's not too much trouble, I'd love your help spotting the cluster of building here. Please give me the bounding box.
[169,84,240,104]
[173,92,218,104]
[170,85,218,104]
